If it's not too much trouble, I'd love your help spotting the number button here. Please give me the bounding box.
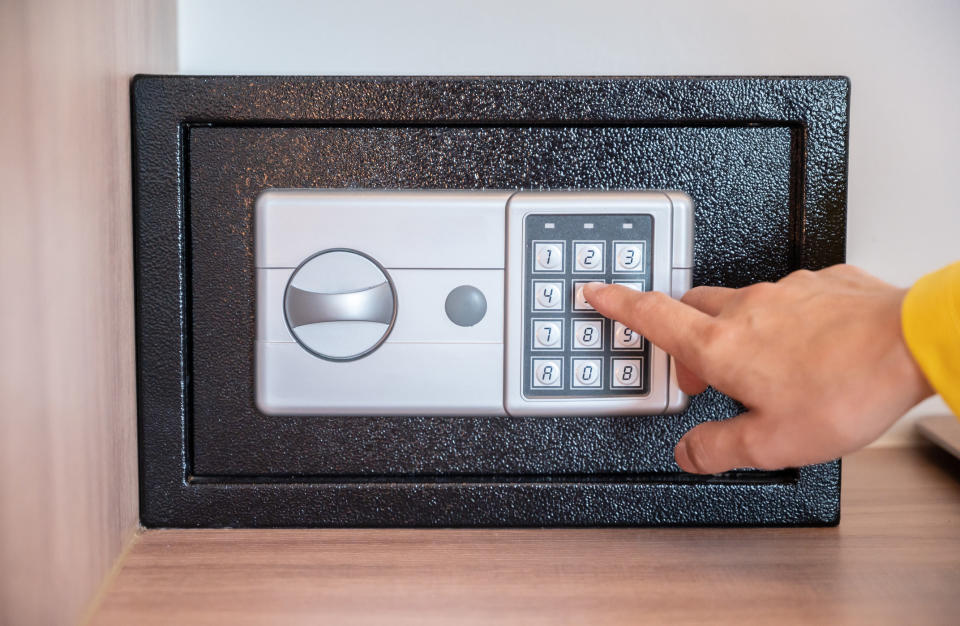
[574,242,604,272]
[533,320,563,349]
[612,358,643,388]
[573,319,603,350]
[572,281,601,311]
[613,322,643,349]
[533,359,563,387]
[614,243,644,272]
[533,281,564,310]
[572,358,602,388]
[534,242,563,272]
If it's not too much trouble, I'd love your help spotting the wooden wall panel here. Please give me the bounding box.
[0,2,175,624]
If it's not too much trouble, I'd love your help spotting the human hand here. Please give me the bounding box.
[582,265,934,474]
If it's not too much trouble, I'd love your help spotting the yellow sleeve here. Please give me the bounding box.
[901,261,960,417]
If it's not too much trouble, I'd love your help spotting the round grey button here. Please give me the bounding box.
[445,285,487,327]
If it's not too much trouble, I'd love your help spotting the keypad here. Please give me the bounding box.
[523,214,652,397]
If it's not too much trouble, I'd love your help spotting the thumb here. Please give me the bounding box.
[674,412,780,474]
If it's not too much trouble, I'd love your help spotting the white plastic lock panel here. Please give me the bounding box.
[255,189,693,417]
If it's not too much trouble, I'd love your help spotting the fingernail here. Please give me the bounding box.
[582,281,606,296]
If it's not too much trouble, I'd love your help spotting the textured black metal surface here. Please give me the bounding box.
[133,76,848,527]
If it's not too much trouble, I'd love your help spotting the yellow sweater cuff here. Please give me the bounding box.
[901,261,960,417]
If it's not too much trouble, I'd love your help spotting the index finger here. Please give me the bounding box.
[583,282,716,373]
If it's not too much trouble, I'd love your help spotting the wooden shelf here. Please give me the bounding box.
[90,448,960,625]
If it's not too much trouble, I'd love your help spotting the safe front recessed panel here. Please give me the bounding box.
[254,190,692,417]
[134,76,847,527]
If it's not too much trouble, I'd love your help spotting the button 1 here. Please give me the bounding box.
[533,281,564,310]
[613,322,643,349]
[573,319,603,350]
[533,320,562,349]
[573,280,602,311]
[533,359,563,387]
[612,358,643,387]
[534,242,563,272]
[572,358,602,388]
[614,242,644,272]
[574,242,604,272]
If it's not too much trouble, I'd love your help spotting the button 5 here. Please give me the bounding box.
[532,359,563,387]
[533,281,564,310]
[534,242,564,272]
[613,322,642,349]
[574,242,604,272]
[614,242,644,272]
[573,319,603,350]
[573,280,603,311]
[533,320,563,349]
[572,358,602,388]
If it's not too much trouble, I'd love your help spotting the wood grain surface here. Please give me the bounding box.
[90,448,960,626]
[0,2,175,625]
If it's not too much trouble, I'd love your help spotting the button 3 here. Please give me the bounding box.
[614,242,644,272]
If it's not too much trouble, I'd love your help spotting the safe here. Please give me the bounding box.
[133,76,847,527]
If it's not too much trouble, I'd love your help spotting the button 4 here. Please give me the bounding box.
[532,280,564,311]
[572,358,602,388]
[612,358,643,388]
[533,241,564,272]
[573,319,603,350]
[532,358,563,388]
[532,319,563,349]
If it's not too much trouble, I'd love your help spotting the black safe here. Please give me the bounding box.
[133,76,848,527]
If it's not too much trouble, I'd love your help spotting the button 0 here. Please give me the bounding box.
[612,359,643,387]
[614,243,644,272]
[533,359,562,387]
[613,322,642,349]
[573,319,603,350]
[574,242,604,272]
[573,359,602,387]
[533,320,562,349]
[534,242,563,271]
[533,281,564,310]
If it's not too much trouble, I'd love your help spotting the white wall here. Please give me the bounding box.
[178,0,958,444]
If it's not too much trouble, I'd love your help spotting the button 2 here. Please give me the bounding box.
[533,359,563,387]
[574,242,604,272]
[613,322,642,349]
[533,320,563,349]
[573,319,603,350]
[572,358,602,388]
[534,242,564,272]
[614,242,644,272]
[612,358,643,388]
[533,281,564,310]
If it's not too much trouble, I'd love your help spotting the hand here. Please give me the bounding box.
[582,265,934,474]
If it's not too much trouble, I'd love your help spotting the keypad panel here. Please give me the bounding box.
[523,214,652,397]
